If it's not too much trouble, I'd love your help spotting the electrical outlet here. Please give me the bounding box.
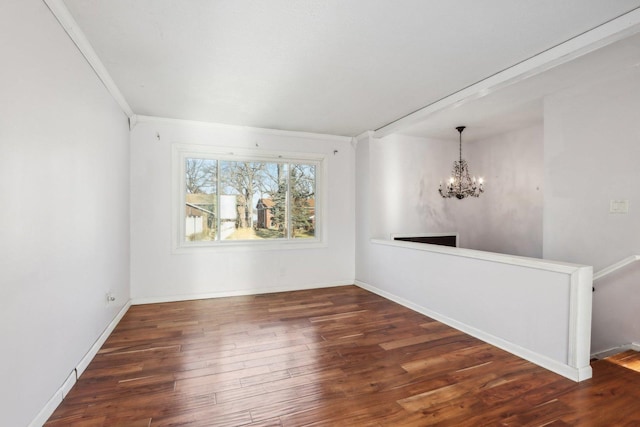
[106,291,116,303]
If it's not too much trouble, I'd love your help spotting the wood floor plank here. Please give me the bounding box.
[45,285,640,426]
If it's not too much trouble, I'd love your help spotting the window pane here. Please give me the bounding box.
[185,158,217,241]
[256,163,287,239]
[290,164,316,239]
[219,160,280,240]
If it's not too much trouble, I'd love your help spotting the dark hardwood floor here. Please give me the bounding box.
[45,285,640,426]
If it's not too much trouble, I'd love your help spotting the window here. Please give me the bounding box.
[174,145,323,248]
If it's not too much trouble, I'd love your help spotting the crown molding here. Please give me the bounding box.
[43,0,134,119]
[133,114,352,142]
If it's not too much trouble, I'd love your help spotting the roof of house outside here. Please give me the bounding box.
[186,193,215,204]
[257,198,275,208]
[186,203,215,216]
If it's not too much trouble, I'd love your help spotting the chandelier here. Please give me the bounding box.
[439,126,484,199]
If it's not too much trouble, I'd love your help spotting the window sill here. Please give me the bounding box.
[173,238,327,254]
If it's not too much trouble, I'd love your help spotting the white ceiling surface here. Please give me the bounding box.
[400,31,640,141]
[61,0,640,137]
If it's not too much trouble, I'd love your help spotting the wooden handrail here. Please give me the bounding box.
[593,255,640,281]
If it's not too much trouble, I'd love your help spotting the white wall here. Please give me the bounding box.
[0,1,130,426]
[592,267,640,353]
[543,69,640,270]
[130,118,355,302]
[373,125,543,258]
[370,133,456,239]
[355,133,373,285]
[460,125,543,257]
[543,67,640,353]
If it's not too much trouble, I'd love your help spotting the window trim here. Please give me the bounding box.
[172,143,327,252]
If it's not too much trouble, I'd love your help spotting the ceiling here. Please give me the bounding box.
[61,0,640,137]
[399,30,640,141]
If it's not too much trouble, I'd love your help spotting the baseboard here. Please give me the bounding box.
[29,370,74,427]
[131,280,354,305]
[591,342,640,360]
[76,300,132,377]
[355,280,590,382]
[29,300,132,427]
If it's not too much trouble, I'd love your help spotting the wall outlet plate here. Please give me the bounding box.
[106,291,115,303]
[610,200,629,214]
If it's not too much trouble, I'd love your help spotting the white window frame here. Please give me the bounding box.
[172,143,326,252]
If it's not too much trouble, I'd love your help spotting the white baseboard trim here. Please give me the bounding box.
[60,370,76,398]
[29,300,132,427]
[591,342,640,359]
[355,280,591,382]
[131,280,354,305]
[29,370,74,427]
[76,300,132,377]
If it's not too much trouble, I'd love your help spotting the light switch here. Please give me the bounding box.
[610,200,629,214]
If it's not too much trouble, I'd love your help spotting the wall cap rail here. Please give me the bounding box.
[372,238,588,275]
[593,255,640,281]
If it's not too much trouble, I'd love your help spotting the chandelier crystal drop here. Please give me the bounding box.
[439,126,484,199]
